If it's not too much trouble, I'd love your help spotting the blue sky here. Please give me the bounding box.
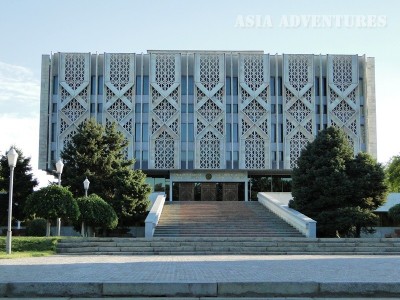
[0,0,399,185]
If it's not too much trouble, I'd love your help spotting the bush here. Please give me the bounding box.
[76,194,118,230]
[25,185,80,221]
[388,204,400,224]
[25,218,47,237]
[0,237,59,253]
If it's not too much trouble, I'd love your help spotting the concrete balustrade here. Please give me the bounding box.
[145,193,166,238]
[257,192,316,238]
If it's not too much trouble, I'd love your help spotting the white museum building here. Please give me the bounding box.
[38,51,376,201]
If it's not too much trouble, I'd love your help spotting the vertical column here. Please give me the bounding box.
[39,55,51,170]
[364,57,377,159]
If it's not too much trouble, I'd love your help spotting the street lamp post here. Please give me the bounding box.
[6,147,18,254]
[55,159,64,186]
[82,178,90,236]
[55,159,64,236]
[83,177,90,197]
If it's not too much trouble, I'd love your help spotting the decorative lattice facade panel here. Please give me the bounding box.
[61,98,86,122]
[283,54,315,169]
[244,130,268,169]
[238,54,270,169]
[153,131,176,169]
[327,55,360,154]
[195,53,225,169]
[199,131,222,169]
[149,53,181,169]
[289,131,309,169]
[103,53,135,158]
[57,53,91,157]
[60,127,78,149]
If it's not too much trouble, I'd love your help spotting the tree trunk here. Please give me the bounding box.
[46,220,51,236]
[355,225,361,238]
[81,221,85,237]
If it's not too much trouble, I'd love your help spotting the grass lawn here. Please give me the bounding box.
[0,237,60,259]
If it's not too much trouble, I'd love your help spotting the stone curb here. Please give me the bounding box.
[103,282,217,297]
[0,282,102,297]
[1,282,400,297]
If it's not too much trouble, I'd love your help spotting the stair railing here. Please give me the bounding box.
[145,193,166,238]
[257,192,317,238]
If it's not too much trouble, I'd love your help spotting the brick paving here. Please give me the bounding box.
[1,254,400,284]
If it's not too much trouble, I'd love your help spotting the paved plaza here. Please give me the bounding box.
[1,254,400,297]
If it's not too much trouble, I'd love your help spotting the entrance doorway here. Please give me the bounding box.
[176,182,244,201]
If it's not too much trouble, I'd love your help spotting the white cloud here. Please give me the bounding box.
[0,61,40,117]
[0,62,55,188]
[0,115,57,189]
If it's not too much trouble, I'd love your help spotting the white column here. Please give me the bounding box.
[244,179,249,202]
[169,180,173,201]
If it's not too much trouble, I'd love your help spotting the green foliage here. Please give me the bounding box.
[24,185,80,222]
[25,218,47,236]
[346,152,387,210]
[61,119,151,226]
[0,148,38,224]
[385,155,400,192]
[290,127,353,220]
[334,207,379,237]
[388,204,400,224]
[290,127,387,237]
[0,237,59,256]
[76,194,118,230]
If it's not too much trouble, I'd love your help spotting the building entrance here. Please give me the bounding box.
[177,182,241,201]
[170,171,248,201]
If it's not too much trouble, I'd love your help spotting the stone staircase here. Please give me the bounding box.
[56,201,400,255]
[153,201,303,237]
[56,237,400,255]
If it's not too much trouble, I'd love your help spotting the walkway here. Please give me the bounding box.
[1,254,400,297]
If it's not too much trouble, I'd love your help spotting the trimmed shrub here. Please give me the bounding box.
[77,194,118,230]
[25,218,47,236]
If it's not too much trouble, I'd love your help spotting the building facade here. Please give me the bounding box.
[39,51,377,201]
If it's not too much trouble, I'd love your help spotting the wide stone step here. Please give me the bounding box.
[56,237,400,255]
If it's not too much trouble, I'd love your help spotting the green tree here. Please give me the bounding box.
[385,155,400,192]
[61,119,151,226]
[346,153,387,210]
[343,152,387,237]
[76,194,118,235]
[0,148,38,224]
[290,127,353,237]
[25,185,80,235]
[388,204,400,224]
[290,127,387,237]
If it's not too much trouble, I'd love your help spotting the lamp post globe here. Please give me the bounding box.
[83,177,90,197]
[6,147,18,254]
[55,159,64,186]
[7,148,18,167]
